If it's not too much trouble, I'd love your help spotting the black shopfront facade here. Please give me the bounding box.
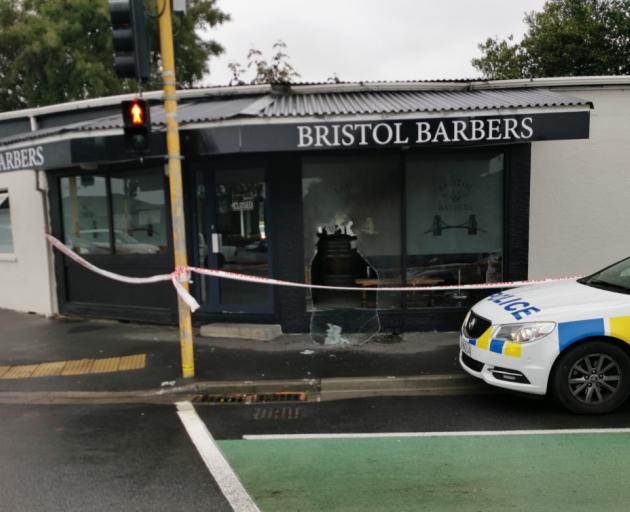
[36,105,589,333]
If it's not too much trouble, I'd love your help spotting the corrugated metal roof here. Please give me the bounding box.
[82,88,590,127]
[0,96,273,144]
[261,88,589,117]
[0,87,590,146]
[80,95,272,131]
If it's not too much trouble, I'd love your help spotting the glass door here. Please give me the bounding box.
[197,167,272,313]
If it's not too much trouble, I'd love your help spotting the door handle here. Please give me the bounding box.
[211,233,223,254]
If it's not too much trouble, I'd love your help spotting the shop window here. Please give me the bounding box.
[302,154,402,312]
[0,190,14,253]
[405,153,504,308]
[60,169,167,256]
[110,170,168,254]
[61,176,111,255]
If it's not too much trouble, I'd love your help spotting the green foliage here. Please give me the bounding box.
[472,0,630,79]
[228,40,300,85]
[473,35,528,80]
[0,0,229,112]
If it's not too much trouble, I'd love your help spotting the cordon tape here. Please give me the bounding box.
[45,234,582,314]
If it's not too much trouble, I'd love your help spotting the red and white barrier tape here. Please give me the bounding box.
[46,234,582,313]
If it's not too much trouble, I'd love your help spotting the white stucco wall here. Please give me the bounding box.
[529,87,630,279]
[0,170,56,315]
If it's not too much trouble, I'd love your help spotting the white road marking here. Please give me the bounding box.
[176,401,260,512]
[244,427,630,441]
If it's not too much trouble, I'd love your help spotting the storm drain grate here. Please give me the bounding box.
[192,391,307,404]
[253,406,302,420]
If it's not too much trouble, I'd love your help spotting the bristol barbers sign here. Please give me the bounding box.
[293,112,589,150]
[233,111,589,153]
[297,117,535,148]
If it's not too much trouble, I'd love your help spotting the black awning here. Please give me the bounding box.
[0,88,591,173]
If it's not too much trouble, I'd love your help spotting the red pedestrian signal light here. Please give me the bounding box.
[121,99,151,154]
[130,102,144,125]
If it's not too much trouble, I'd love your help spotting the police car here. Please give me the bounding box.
[460,257,630,414]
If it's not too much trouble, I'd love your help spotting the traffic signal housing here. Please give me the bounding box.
[121,99,151,154]
[109,0,150,82]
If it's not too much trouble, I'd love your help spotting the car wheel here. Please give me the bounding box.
[552,340,630,414]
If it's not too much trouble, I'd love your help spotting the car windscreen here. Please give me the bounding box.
[579,257,630,294]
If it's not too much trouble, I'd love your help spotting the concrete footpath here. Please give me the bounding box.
[0,308,484,401]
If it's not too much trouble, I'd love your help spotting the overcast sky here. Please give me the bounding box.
[202,0,547,86]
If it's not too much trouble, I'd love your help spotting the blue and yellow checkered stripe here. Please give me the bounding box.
[466,315,630,358]
[558,315,630,351]
[466,327,522,358]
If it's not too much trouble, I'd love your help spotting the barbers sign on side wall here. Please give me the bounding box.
[0,145,45,172]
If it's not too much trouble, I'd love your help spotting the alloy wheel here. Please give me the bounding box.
[568,353,621,405]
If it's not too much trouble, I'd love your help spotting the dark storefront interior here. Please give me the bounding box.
[50,144,531,333]
[302,151,505,311]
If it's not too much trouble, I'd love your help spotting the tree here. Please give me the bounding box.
[472,0,630,79]
[228,40,300,85]
[0,0,229,111]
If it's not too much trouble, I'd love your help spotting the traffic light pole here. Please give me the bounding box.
[158,0,195,378]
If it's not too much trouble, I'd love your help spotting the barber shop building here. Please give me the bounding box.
[0,77,628,335]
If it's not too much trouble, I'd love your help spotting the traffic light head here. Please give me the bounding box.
[109,0,150,82]
[121,99,151,154]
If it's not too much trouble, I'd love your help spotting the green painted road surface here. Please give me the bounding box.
[220,433,630,512]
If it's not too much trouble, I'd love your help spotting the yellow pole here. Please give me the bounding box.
[158,0,195,378]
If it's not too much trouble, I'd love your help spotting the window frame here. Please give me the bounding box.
[0,188,15,255]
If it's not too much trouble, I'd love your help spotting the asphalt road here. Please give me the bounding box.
[198,389,630,440]
[0,404,232,512]
[3,391,630,511]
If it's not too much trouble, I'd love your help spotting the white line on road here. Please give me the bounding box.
[244,427,630,441]
[176,401,260,512]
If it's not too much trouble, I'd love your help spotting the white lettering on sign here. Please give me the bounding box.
[372,123,393,145]
[0,145,45,172]
[231,200,254,212]
[416,122,431,143]
[393,122,409,144]
[295,117,537,149]
[432,121,450,143]
[297,126,314,147]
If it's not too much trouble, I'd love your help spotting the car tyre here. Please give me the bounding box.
[552,340,630,414]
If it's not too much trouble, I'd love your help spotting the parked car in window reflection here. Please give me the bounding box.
[234,239,268,264]
[67,229,160,255]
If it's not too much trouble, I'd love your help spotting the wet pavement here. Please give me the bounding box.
[0,308,461,393]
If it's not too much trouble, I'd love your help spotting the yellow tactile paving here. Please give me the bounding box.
[61,359,95,376]
[1,364,39,379]
[31,361,66,378]
[90,357,121,374]
[118,354,146,371]
[0,354,147,380]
